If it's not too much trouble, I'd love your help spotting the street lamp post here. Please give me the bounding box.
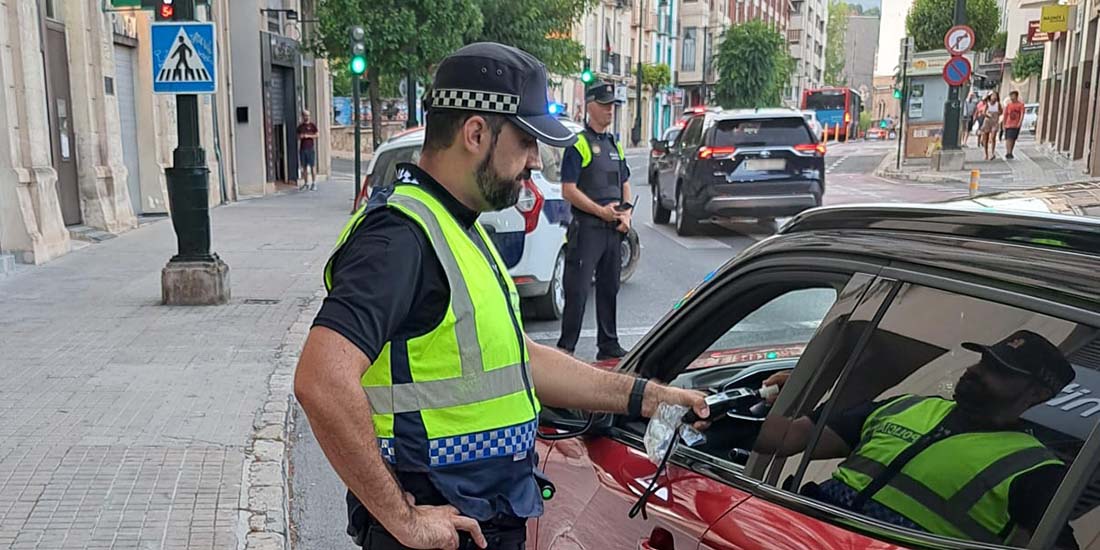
[632,0,646,146]
[941,0,967,150]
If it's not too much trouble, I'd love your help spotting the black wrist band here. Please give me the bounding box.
[628,377,649,418]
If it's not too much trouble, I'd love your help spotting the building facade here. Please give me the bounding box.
[1034,0,1100,176]
[786,0,828,106]
[874,0,914,76]
[678,0,731,106]
[843,15,880,99]
[0,0,332,268]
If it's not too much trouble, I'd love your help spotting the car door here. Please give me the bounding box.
[660,116,703,206]
[536,255,890,549]
[710,270,1100,550]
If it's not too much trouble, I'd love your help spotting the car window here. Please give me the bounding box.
[653,279,849,466]
[372,145,421,186]
[710,118,813,147]
[662,127,681,143]
[538,144,563,183]
[761,282,1100,549]
[681,116,704,148]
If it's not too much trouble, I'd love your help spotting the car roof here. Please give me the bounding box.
[712,108,806,121]
[754,182,1100,303]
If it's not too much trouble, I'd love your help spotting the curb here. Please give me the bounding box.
[238,291,324,550]
[873,153,969,185]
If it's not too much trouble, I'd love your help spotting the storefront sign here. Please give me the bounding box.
[1041,5,1070,33]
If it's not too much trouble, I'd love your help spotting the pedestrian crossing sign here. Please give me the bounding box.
[151,22,217,94]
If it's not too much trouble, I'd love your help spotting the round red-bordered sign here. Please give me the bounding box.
[944,25,976,55]
[943,55,972,86]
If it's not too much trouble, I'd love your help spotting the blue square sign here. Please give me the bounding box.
[151,22,217,94]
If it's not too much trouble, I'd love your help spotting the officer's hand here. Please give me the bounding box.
[649,385,711,431]
[762,370,792,404]
[397,503,487,550]
[599,203,621,222]
[616,211,632,233]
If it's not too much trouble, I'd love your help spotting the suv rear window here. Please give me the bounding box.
[710,117,812,147]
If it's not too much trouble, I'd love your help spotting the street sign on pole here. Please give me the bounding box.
[942,56,972,87]
[151,22,216,94]
[944,25,976,55]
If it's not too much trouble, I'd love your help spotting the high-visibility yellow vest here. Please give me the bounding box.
[573,132,625,168]
[833,395,1062,543]
[324,184,540,468]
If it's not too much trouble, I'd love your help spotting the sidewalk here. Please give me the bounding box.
[875,137,1085,192]
[0,184,353,549]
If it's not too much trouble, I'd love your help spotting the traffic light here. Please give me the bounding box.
[893,88,903,99]
[154,0,173,20]
[580,58,594,84]
[349,26,367,75]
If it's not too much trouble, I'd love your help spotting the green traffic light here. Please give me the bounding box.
[893,89,902,99]
[581,69,594,84]
[350,56,367,75]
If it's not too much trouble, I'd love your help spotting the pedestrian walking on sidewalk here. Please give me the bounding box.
[556,81,632,361]
[298,110,319,190]
[975,97,988,148]
[962,91,979,147]
[1003,91,1025,160]
[294,42,709,550]
[981,92,1002,160]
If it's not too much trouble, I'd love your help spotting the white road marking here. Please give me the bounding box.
[644,222,733,249]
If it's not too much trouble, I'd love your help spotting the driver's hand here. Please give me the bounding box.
[762,371,792,404]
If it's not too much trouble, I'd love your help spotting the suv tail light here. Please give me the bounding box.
[794,143,827,156]
[697,146,736,160]
[515,178,544,234]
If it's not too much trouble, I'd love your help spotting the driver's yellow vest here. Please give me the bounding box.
[833,395,1062,543]
[324,184,540,468]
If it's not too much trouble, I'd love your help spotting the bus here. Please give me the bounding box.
[801,87,862,140]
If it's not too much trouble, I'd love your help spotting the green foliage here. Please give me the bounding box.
[1013,50,1044,80]
[859,110,873,132]
[331,63,400,97]
[308,0,483,77]
[713,21,794,109]
[864,6,881,16]
[906,0,1000,52]
[988,31,1008,53]
[472,0,595,75]
[824,0,849,86]
[641,63,672,91]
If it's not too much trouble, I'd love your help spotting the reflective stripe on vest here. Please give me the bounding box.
[323,183,539,468]
[833,396,1062,543]
[573,132,625,168]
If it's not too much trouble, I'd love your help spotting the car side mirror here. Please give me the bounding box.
[651,138,667,153]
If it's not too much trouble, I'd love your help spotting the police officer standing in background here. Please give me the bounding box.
[294,43,707,550]
[557,81,631,360]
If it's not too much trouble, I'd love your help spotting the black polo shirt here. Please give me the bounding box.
[313,163,469,361]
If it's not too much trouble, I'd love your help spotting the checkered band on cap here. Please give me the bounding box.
[431,88,520,115]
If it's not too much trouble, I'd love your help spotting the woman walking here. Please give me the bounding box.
[981,92,1002,160]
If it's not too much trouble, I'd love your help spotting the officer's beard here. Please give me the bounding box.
[475,143,528,211]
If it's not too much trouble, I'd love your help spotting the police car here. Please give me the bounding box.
[358,120,637,320]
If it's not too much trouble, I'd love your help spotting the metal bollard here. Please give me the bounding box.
[823,125,829,142]
[969,169,980,197]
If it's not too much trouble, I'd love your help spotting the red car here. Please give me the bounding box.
[531,184,1100,550]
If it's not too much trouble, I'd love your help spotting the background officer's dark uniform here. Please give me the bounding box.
[557,82,629,358]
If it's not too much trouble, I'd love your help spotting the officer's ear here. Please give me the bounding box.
[460,114,492,155]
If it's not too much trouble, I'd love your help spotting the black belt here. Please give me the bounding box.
[351,513,526,549]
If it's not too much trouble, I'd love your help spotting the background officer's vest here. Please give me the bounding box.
[833,395,1062,543]
[572,131,625,211]
[324,184,540,470]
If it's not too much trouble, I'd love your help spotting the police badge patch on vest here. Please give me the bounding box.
[591,143,601,156]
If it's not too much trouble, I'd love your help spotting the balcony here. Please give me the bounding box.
[788,28,802,43]
[602,52,623,76]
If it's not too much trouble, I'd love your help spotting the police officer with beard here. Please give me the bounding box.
[557,81,631,360]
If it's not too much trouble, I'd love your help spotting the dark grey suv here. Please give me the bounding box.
[650,109,826,236]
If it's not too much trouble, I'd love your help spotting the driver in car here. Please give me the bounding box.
[755,330,1078,548]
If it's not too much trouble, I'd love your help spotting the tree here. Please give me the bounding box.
[713,21,794,109]
[906,0,1000,52]
[472,0,596,76]
[824,0,849,86]
[641,63,671,91]
[309,0,483,147]
[1013,50,1045,80]
[865,7,881,16]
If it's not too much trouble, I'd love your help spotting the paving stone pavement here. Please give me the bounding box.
[0,183,352,549]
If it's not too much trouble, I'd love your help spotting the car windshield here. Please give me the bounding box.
[538,144,563,183]
[710,117,813,147]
